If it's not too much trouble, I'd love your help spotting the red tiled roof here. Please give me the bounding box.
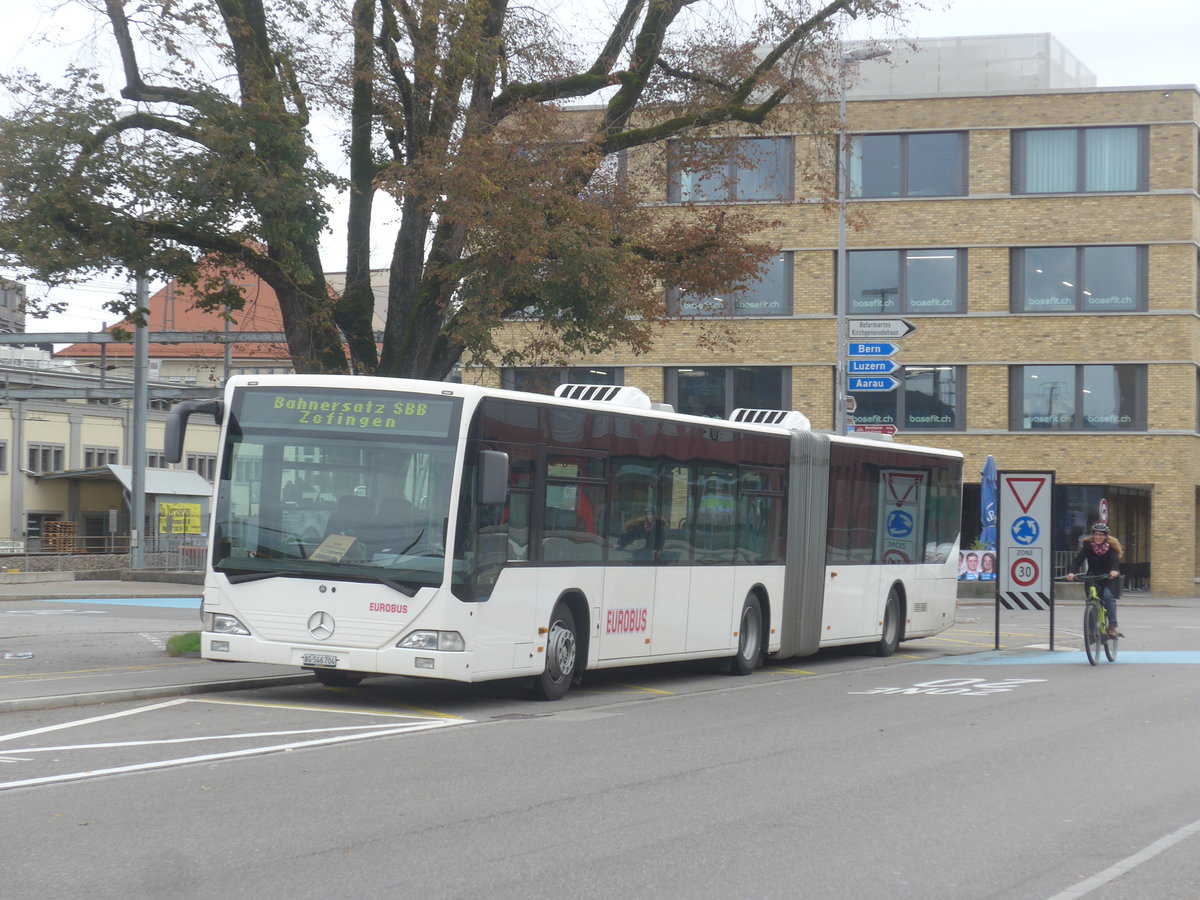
[55,272,291,360]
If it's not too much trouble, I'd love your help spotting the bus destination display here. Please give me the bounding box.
[238,388,458,438]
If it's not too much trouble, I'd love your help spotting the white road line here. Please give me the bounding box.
[1046,816,1200,898]
[0,720,460,791]
[6,723,424,753]
[0,699,188,744]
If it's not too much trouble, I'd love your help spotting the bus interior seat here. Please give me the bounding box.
[373,497,423,551]
[325,494,373,536]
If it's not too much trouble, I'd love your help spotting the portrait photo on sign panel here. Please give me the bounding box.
[958,550,980,581]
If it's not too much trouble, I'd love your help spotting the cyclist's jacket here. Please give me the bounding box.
[1071,537,1119,578]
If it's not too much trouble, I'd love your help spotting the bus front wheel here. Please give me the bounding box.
[532,604,577,701]
[874,590,901,657]
[729,595,764,676]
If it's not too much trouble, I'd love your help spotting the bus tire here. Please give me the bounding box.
[311,668,365,687]
[532,603,577,701]
[874,589,901,657]
[730,595,764,676]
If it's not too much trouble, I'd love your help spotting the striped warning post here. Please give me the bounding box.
[999,592,1051,611]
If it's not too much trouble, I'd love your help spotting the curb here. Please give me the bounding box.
[0,673,314,714]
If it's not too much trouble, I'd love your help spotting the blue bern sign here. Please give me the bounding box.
[847,341,901,357]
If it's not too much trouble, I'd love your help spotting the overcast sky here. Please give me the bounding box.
[868,0,1200,87]
[4,0,1197,334]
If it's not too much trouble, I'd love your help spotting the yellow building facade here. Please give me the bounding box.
[479,83,1200,596]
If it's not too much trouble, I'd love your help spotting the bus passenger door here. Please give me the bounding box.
[652,566,689,655]
[686,464,738,652]
[821,565,881,642]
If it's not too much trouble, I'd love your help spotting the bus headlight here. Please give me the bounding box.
[398,631,465,652]
[210,614,251,636]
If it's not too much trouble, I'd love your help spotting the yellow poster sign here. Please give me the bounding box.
[159,502,203,534]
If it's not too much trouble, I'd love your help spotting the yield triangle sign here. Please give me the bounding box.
[1006,476,1046,514]
[884,472,924,506]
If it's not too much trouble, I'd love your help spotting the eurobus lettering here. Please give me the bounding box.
[165,376,963,700]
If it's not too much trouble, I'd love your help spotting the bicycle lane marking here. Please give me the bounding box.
[1046,815,1200,899]
[0,697,472,791]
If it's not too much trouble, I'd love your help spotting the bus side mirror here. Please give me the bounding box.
[478,450,509,506]
[165,399,224,464]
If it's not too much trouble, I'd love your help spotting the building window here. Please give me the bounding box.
[1013,127,1146,193]
[501,367,624,395]
[850,366,965,431]
[147,451,168,468]
[187,453,218,481]
[1012,246,1145,312]
[665,367,788,418]
[0,441,6,473]
[668,137,794,202]
[83,447,119,468]
[1010,365,1146,431]
[847,249,964,314]
[850,132,967,198]
[27,443,65,474]
[671,252,792,317]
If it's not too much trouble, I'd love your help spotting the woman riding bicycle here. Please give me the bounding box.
[1065,523,1122,637]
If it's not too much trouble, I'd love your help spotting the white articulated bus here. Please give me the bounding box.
[166,375,963,700]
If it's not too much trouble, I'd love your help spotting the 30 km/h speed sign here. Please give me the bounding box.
[1010,557,1039,588]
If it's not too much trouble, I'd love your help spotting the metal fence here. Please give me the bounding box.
[0,534,208,574]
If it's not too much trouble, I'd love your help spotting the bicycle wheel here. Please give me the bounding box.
[1104,626,1119,662]
[1083,602,1101,666]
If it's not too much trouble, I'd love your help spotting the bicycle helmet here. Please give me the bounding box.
[1090,522,1109,534]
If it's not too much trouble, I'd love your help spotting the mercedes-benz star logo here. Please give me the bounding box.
[307,611,335,641]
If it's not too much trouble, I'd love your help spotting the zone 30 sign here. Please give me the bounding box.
[997,471,1054,611]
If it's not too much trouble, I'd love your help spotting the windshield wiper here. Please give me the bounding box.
[221,565,420,596]
[225,571,283,584]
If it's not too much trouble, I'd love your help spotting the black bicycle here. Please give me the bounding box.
[1071,573,1119,665]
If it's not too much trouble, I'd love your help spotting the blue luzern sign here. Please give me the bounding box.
[847,341,901,357]
[848,358,900,375]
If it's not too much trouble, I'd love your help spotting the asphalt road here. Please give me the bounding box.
[1,588,1198,899]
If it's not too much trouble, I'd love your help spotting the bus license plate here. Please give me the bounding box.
[302,653,339,668]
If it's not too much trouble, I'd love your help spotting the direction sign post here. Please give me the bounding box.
[847,341,901,358]
[847,358,901,376]
[996,471,1056,650]
[848,375,900,392]
[851,423,897,435]
[847,318,917,340]
[842,323,912,435]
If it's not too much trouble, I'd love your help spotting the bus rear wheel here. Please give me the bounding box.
[532,604,577,701]
[729,595,764,675]
[311,668,365,687]
[874,589,901,657]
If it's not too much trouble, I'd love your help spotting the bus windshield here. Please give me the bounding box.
[212,387,462,591]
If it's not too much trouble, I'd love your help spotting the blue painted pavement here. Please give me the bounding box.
[34,597,201,609]
[916,650,1200,665]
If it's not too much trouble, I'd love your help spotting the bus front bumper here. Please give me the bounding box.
[201,633,478,682]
